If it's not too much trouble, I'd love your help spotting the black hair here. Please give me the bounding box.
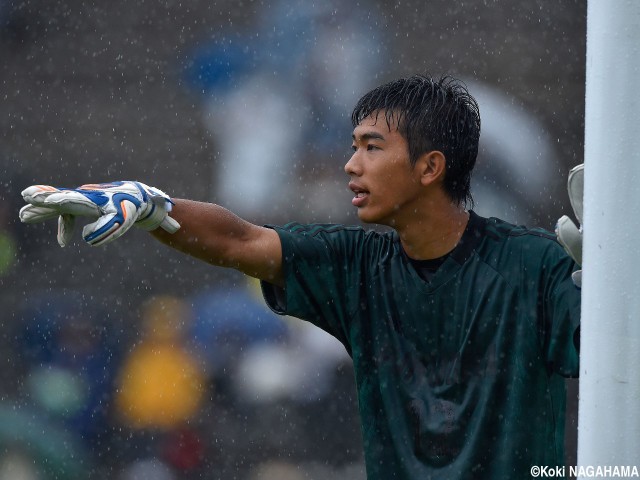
[351,74,481,207]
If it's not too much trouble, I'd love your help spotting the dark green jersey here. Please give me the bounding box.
[261,211,581,480]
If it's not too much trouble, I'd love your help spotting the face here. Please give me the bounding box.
[345,112,424,227]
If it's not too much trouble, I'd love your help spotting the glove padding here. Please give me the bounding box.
[19,181,180,247]
[555,164,584,287]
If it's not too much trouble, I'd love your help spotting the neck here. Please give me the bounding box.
[396,202,470,260]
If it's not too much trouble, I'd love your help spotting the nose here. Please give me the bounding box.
[344,151,362,176]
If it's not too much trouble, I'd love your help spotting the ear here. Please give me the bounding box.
[415,151,446,187]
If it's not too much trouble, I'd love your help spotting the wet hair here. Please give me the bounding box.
[351,74,481,207]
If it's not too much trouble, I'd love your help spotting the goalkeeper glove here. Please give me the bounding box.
[555,164,584,287]
[19,181,180,247]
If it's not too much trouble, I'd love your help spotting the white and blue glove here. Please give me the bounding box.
[556,164,584,287]
[19,181,180,247]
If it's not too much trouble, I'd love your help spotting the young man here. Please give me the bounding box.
[20,74,581,479]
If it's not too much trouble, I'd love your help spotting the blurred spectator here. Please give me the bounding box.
[113,295,207,477]
[114,295,205,430]
[189,277,349,404]
[233,315,351,404]
[185,0,384,223]
[187,281,289,384]
[20,289,120,450]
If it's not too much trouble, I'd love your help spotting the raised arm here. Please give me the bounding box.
[151,199,283,286]
[19,181,284,287]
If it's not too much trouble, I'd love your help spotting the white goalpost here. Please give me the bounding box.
[577,0,640,474]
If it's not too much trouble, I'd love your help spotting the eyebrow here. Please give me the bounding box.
[351,131,386,142]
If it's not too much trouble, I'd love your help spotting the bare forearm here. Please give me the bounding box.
[152,199,245,265]
[151,198,283,285]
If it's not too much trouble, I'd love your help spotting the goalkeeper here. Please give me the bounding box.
[20,74,582,480]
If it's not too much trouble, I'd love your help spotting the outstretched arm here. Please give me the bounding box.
[151,199,283,286]
[19,182,284,287]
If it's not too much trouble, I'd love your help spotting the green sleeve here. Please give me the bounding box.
[261,223,371,352]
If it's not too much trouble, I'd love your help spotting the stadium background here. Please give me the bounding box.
[0,0,585,478]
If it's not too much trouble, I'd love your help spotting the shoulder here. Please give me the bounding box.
[475,214,570,266]
[483,215,560,248]
[271,222,398,259]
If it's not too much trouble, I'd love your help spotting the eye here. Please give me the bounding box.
[367,144,380,151]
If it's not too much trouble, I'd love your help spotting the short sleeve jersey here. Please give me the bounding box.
[261,211,581,480]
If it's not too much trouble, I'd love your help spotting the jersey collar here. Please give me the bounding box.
[398,210,487,288]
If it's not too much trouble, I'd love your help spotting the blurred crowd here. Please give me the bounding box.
[1,280,364,480]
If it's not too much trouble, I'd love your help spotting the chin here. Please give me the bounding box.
[356,209,375,224]
[357,208,390,226]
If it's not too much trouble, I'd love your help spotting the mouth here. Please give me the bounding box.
[349,182,370,207]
